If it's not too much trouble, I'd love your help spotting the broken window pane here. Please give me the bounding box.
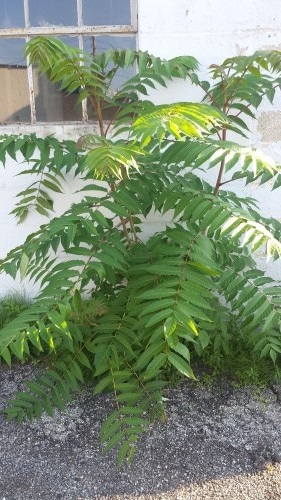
[0,38,30,123]
[0,0,24,28]
[34,37,81,122]
[83,0,131,25]
[29,0,77,27]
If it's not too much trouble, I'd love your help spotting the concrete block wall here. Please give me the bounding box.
[1,0,281,295]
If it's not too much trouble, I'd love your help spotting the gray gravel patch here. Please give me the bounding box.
[0,363,280,499]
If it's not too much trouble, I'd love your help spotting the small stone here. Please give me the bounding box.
[272,452,281,463]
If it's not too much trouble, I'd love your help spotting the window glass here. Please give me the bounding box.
[84,35,135,89]
[29,0,77,27]
[0,1,137,124]
[83,0,131,25]
[0,0,24,28]
[84,35,135,120]
[0,39,30,123]
[34,37,81,122]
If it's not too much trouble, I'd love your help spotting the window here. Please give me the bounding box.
[0,0,137,125]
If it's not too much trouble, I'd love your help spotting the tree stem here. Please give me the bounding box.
[213,128,227,195]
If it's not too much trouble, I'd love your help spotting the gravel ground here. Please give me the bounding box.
[0,363,281,499]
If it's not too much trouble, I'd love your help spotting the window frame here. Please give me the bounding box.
[0,0,138,131]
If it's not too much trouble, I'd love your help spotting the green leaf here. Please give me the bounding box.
[25,381,46,397]
[117,440,136,465]
[20,253,29,280]
[167,352,196,380]
[27,330,43,351]
[135,342,165,370]
[138,288,176,300]
[144,352,167,377]
[70,360,84,382]
[262,310,279,331]
[104,430,128,452]
[145,308,173,328]
[42,179,63,193]
[41,396,54,416]
[171,342,190,362]
[93,375,112,395]
[0,347,11,367]
[76,351,92,369]
[140,299,175,317]
[260,344,271,359]
[198,331,210,350]
[51,387,66,411]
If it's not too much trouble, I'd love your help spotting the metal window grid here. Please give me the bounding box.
[0,0,137,125]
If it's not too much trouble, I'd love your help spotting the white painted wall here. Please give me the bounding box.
[1,0,281,295]
[138,0,281,280]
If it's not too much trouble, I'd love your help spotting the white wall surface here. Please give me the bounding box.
[1,0,281,295]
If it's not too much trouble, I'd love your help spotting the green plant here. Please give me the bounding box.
[199,335,280,388]
[1,37,281,463]
[0,293,30,329]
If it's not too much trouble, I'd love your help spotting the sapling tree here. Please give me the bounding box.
[0,37,281,463]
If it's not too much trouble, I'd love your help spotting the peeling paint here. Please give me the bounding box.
[235,43,248,56]
[0,25,137,37]
[261,43,281,50]
[258,112,281,143]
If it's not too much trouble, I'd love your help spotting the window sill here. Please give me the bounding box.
[0,122,102,139]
